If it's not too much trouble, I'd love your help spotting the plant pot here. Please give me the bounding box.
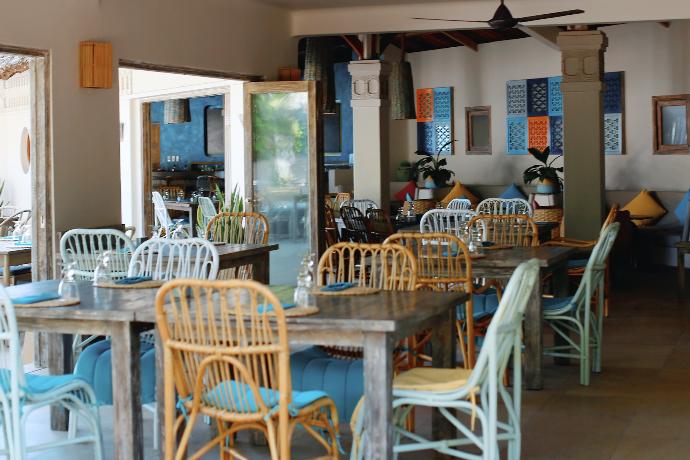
[536,178,559,194]
[424,177,437,189]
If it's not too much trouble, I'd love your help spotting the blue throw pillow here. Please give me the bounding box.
[674,188,690,224]
[499,183,527,200]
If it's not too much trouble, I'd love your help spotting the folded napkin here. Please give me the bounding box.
[11,292,61,305]
[321,282,355,292]
[115,276,153,285]
[258,303,297,314]
[13,242,32,247]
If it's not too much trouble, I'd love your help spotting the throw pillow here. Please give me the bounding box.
[440,181,480,208]
[621,189,667,227]
[394,180,417,202]
[499,183,527,200]
[674,188,690,224]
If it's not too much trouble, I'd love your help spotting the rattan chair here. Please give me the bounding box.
[446,198,472,211]
[476,198,532,216]
[0,209,31,238]
[156,279,340,460]
[365,208,393,243]
[340,206,369,243]
[419,209,476,238]
[468,214,539,248]
[324,204,339,247]
[204,212,269,279]
[152,192,190,238]
[340,199,377,216]
[196,196,217,236]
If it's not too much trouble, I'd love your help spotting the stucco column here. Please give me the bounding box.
[558,31,608,240]
[348,60,390,211]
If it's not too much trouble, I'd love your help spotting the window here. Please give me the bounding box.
[465,106,491,155]
[653,95,690,154]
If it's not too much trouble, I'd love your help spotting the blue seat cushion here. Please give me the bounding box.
[290,346,363,422]
[202,380,329,416]
[74,340,156,405]
[499,183,527,200]
[457,289,500,321]
[0,370,88,395]
[0,264,31,276]
[543,296,574,313]
[567,259,587,269]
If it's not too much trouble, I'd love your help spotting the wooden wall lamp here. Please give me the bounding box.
[79,41,112,89]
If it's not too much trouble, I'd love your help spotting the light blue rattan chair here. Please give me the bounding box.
[351,259,540,460]
[542,222,620,386]
[0,286,103,459]
[197,196,217,237]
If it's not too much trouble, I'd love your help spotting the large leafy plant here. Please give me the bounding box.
[413,140,456,188]
[523,146,563,191]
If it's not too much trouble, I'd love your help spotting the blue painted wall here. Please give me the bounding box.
[326,62,353,165]
[151,95,224,169]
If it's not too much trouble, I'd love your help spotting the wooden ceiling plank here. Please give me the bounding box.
[341,35,364,60]
[441,31,479,52]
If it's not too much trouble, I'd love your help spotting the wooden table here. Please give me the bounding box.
[215,243,278,284]
[163,201,199,236]
[0,241,31,286]
[133,289,469,460]
[472,246,575,390]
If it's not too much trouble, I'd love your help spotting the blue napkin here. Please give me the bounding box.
[115,276,153,285]
[13,242,31,247]
[0,236,16,241]
[258,303,297,314]
[11,292,61,305]
[481,241,495,247]
[321,282,355,292]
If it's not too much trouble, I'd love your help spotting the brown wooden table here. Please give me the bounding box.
[472,246,575,390]
[0,240,31,286]
[163,201,199,236]
[215,243,278,284]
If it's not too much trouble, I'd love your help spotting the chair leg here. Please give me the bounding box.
[68,410,77,439]
[153,404,159,451]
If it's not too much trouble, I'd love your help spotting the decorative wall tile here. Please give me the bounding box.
[417,121,435,154]
[435,122,452,153]
[603,71,623,114]
[416,88,433,122]
[506,116,528,155]
[528,116,550,150]
[506,80,527,116]
[549,116,564,155]
[604,113,623,154]
[433,87,452,122]
[548,76,563,115]
[527,78,549,116]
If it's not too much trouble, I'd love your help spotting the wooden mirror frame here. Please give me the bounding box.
[653,94,690,154]
[465,106,492,155]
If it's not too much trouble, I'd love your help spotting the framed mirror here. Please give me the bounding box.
[653,95,690,154]
[465,106,491,155]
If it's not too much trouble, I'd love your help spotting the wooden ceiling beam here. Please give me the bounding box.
[441,31,479,52]
[517,25,561,51]
[472,28,504,41]
[418,33,451,48]
[659,21,671,28]
[341,35,363,60]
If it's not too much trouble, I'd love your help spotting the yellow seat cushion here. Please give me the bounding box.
[621,189,666,227]
[440,182,480,209]
[393,367,471,392]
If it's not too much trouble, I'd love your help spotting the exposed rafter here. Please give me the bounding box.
[341,35,363,60]
[517,25,561,51]
[441,31,479,52]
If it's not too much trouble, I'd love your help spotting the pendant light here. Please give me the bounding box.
[390,34,416,120]
[303,37,336,114]
[163,98,191,124]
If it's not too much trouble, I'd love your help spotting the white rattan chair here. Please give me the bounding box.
[197,196,217,236]
[419,209,476,238]
[446,198,472,211]
[476,198,532,217]
[152,192,190,238]
[340,199,378,216]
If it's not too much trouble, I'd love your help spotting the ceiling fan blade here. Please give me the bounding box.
[516,9,584,23]
[410,17,489,24]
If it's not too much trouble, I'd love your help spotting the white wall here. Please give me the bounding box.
[0,72,31,212]
[389,21,690,192]
[0,0,294,232]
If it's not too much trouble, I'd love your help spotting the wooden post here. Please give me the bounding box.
[363,331,393,460]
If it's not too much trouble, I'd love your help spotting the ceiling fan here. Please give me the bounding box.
[412,0,585,30]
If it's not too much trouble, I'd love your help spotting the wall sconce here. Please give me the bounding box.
[79,41,112,89]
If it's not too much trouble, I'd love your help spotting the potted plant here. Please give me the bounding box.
[413,141,456,188]
[523,146,563,193]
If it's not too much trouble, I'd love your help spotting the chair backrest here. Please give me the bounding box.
[384,232,471,292]
[570,223,620,313]
[197,197,218,234]
[152,191,173,237]
[365,208,393,242]
[468,214,539,247]
[204,212,269,245]
[317,242,417,291]
[0,210,31,238]
[324,204,339,247]
[340,199,377,215]
[0,285,26,435]
[340,206,368,243]
[476,198,532,217]
[419,209,476,237]
[446,198,472,211]
[60,228,136,280]
[128,237,219,280]
[155,279,291,430]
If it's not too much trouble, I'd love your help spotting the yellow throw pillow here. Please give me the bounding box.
[440,181,480,208]
[621,189,666,227]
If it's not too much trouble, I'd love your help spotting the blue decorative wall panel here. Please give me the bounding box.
[416,87,453,154]
[604,113,623,154]
[603,71,623,114]
[417,122,435,154]
[433,87,452,122]
[506,116,528,155]
[506,80,527,116]
[151,95,224,170]
[549,116,564,155]
[548,76,563,116]
[527,78,549,117]
[325,62,353,165]
[435,123,452,153]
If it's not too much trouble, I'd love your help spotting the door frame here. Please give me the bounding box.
[244,81,325,257]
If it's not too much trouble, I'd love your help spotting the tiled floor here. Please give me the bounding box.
[18,267,690,459]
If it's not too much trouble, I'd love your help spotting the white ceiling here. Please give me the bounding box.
[259,0,467,9]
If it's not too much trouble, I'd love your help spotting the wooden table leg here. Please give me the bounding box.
[363,332,393,460]
[111,322,144,460]
[552,262,571,366]
[189,208,198,237]
[253,254,270,284]
[431,309,456,444]
[678,249,686,292]
[49,333,72,430]
[524,268,544,390]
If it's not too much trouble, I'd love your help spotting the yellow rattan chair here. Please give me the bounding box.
[204,212,269,280]
[156,279,339,460]
[467,214,539,248]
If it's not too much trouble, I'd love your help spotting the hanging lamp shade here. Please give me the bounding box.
[303,37,336,114]
[163,98,191,124]
[389,60,416,120]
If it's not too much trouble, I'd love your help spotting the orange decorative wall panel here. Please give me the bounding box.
[416,88,433,122]
[528,116,549,150]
